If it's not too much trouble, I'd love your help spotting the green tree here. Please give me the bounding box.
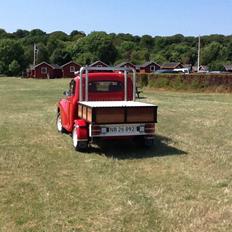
[50,48,71,65]
[8,60,21,76]
[140,35,154,50]
[0,39,26,75]
[71,32,117,64]
[201,42,223,65]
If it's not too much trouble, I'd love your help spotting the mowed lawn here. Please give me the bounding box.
[0,77,231,232]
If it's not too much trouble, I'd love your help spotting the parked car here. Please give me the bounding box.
[173,68,190,74]
[154,69,181,74]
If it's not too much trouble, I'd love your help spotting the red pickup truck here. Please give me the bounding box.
[56,66,158,151]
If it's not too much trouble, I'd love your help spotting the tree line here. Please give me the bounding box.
[0,28,232,76]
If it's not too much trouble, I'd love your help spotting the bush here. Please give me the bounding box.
[138,74,149,87]
[150,77,170,88]
[137,73,232,92]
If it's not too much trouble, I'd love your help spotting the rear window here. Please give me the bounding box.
[88,81,123,92]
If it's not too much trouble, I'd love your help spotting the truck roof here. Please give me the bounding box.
[74,72,126,81]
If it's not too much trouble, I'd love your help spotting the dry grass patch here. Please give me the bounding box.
[0,78,231,231]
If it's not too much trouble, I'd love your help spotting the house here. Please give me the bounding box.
[223,64,232,72]
[61,61,81,78]
[139,61,160,73]
[115,62,136,69]
[27,62,62,79]
[160,62,183,70]
[89,60,109,67]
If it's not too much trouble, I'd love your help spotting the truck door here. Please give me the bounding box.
[62,80,76,131]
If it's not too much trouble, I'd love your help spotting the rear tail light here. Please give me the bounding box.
[145,123,155,134]
[92,125,101,135]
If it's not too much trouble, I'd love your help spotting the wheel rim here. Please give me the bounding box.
[57,115,62,132]
[73,128,78,147]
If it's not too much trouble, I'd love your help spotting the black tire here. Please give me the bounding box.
[56,112,66,133]
[72,127,88,151]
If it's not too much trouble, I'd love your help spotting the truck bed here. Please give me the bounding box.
[78,101,158,124]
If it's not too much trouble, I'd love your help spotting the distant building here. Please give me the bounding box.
[192,65,209,73]
[223,64,232,72]
[27,62,62,79]
[115,62,136,70]
[139,61,160,73]
[160,62,183,70]
[89,60,109,67]
[61,61,81,78]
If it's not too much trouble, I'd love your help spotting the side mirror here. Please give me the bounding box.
[63,90,70,96]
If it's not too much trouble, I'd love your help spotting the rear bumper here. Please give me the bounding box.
[89,123,155,138]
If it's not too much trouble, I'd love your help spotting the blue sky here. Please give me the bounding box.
[0,0,231,36]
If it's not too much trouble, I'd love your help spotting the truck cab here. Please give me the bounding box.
[57,66,158,151]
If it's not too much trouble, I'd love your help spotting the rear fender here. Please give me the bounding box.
[58,100,70,131]
[74,119,88,140]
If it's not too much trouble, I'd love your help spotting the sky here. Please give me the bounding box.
[0,0,231,36]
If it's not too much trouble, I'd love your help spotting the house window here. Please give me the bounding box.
[41,67,47,74]
[150,66,155,72]
[70,66,75,72]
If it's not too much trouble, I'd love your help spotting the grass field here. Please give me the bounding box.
[0,77,231,232]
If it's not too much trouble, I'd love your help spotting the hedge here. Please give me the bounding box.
[136,73,232,92]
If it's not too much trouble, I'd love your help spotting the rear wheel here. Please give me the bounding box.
[72,127,88,151]
[56,112,65,133]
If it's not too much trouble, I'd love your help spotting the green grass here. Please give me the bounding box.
[0,77,232,232]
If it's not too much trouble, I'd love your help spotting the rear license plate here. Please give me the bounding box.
[108,125,137,135]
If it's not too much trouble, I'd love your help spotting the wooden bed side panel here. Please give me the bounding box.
[87,108,92,122]
[82,106,87,120]
[127,107,155,122]
[95,108,125,124]
[78,105,83,118]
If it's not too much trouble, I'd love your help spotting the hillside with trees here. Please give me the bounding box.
[0,28,232,76]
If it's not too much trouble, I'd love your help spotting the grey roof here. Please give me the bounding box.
[224,64,232,71]
[161,62,182,69]
[30,62,61,70]
[61,61,81,68]
[89,60,108,67]
[140,61,160,68]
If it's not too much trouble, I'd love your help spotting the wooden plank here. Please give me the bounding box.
[87,107,92,122]
[82,106,87,120]
[95,108,125,124]
[78,105,83,118]
[127,107,154,122]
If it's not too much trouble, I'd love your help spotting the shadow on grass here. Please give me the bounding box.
[88,134,187,160]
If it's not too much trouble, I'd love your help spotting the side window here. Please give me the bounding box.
[41,67,47,74]
[150,66,155,72]
[70,66,75,72]
[69,80,76,96]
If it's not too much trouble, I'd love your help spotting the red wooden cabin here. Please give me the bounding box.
[61,61,81,78]
[139,61,160,73]
[28,62,62,79]
[116,62,136,70]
